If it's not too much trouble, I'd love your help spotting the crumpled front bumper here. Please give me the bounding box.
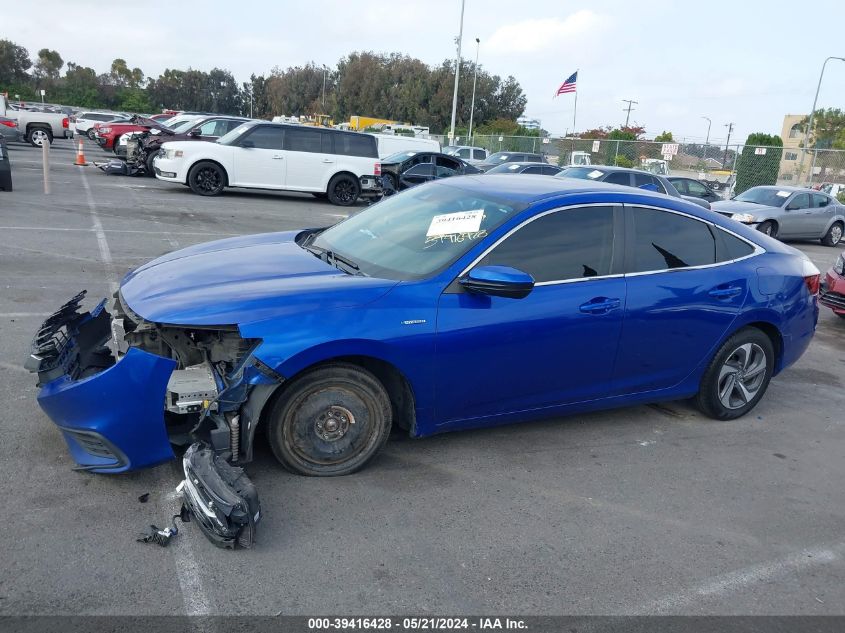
[25,291,177,473]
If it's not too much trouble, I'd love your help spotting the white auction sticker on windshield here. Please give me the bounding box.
[587,170,604,179]
[426,210,484,237]
[776,190,790,197]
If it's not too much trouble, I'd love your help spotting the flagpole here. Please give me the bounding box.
[572,69,579,136]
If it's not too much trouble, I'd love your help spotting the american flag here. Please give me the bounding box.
[555,72,577,96]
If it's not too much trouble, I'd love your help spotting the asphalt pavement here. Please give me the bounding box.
[0,137,843,616]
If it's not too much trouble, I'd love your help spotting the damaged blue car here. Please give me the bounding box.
[26,175,819,547]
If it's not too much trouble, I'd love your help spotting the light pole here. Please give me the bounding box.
[448,0,466,145]
[467,37,480,145]
[702,116,711,166]
[798,56,845,184]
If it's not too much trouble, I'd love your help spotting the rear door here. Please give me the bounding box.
[613,205,749,394]
[808,193,836,237]
[283,126,332,191]
[230,125,285,188]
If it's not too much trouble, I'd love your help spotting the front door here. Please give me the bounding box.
[778,192,812,238]
[435,205,626,425]
[230,124,286,188]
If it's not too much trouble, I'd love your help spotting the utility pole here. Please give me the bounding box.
[448,0,466,145]
[467,37,480,144]
[622,99,637,127]
[723,122,734,167]
[702,116,711,165]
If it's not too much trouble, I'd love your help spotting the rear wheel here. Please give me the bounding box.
[327,173,360,206]
[87,128,97,140]
[694,328,774,420]
[822,222,843,247]
[188,161,226,196]
[27,127,52,147]
[757,220,777,238]
[266,363,392,476]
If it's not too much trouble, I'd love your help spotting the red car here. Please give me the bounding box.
[820,252,845,318]
[94,116,168,151]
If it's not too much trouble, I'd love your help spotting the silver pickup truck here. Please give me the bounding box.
[0,96,71,146]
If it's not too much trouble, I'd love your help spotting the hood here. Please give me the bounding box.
[120,231,398,326]
[710,200,774,216]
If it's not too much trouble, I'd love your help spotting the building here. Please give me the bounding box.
[517,116,541,131]
[778,114,807,183]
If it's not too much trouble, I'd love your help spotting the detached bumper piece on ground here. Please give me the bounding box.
[25,292,262,548]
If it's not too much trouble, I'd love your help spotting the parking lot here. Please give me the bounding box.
[1,137,844,616]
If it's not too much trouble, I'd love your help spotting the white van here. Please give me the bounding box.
[369,133,440,159]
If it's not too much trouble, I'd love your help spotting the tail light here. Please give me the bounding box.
[62,117,69,128]
[0,120,15,128]
[374,162,381,176]
[802,258,821,295]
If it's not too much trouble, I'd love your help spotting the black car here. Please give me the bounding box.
[378,151,481,193]
[485,161,562,176]
[556,165,711,209]
[667,177,723,203]
[476,151,546,172]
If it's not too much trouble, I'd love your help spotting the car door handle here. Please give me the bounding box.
[321,158,335,163]
[272,155,284,160]
[708,286,742,299]
[579,297,621,314]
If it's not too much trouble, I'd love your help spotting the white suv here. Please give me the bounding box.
[153,122,381,206]
[74,111,126,139]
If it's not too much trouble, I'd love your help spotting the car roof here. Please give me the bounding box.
[747,185,814,193]
[494,161,558,168]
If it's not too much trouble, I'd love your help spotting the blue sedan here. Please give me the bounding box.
[27,176,818,541]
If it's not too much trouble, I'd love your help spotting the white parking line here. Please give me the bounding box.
[0,226,237,237]
[0,312,50,317]
[633,541,845,614]
[77,167,211,616]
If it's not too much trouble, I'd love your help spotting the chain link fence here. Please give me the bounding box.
[429,134,845,201]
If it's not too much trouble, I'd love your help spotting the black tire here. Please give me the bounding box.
[87,128,97,140]
[327,173,360,206]
[837,313,845,320]
[311,192,328,199]
[821,222,844,247]
[27,126,52,147]
[145,150,160,176]
[694,327,775,420]
[756,220,777,238]
[188,161,226,196]
[266,363,392,476]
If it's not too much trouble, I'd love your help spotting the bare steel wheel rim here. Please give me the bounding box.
[315,405,355,442]
[831,225,842,244]
[31,129,48,145]
[717,343,767,410]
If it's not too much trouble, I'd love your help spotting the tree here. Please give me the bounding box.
[119,88,153,113]
[734,132,783,195]
[58,62,100,108]
[109,58,144,88]
[33,48,63,81]
[799,108,845,149]
[654,131,673,142]
[0,39,31,85]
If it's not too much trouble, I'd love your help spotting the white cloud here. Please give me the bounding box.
[486,10,605,54]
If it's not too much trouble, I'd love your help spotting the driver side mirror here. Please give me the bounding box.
[239,139,254,148]
[189,128,201,137]
[459,265,535,299]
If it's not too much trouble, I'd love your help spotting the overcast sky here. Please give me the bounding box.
[8,0,845,143]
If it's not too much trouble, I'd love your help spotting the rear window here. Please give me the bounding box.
[334,132,377,158]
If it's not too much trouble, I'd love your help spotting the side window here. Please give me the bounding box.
[223,119,245,134]
[687,181,709,196]
[404,163,434,177]
[457,148,470,158]
[605,172,631,186]
[671,179,688,194]
[241,125,283,149]
[523,165,544,174]
[407,154,433,167]
[633,173,656,189]
[284,127,323,153]
[786,193,811,210]
[630,207,716,273]
[715,228,755,262]
[334,133,377,157]
[197,120,222,136]
[813,193,831,208]
[435,156,459,178]
[477,206,616,282]
[473,149,486,160]
[542,165,561,176]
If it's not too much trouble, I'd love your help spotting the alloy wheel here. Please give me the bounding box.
[717,343,767,409]
[196,167,221,193]
[831,224,842,245]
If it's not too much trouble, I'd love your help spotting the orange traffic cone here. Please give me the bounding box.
[74,139,88,166]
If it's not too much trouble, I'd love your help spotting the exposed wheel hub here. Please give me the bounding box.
[315,405,355,441]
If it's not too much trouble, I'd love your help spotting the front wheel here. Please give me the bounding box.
[327,173,360,206]
[694,327,774,420]
[822,222,843,247]
[145,150,160,176]
[266,363,392,476]
[188,161,226,196]
[756,220,777,238]
[87,129,97,140]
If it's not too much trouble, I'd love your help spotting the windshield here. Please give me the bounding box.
[311,182,525,280]
[557,167,605,179]
[483,152,512,164]
[734,187,792,206]
[382,150,418,163]
[217,122,255,145]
